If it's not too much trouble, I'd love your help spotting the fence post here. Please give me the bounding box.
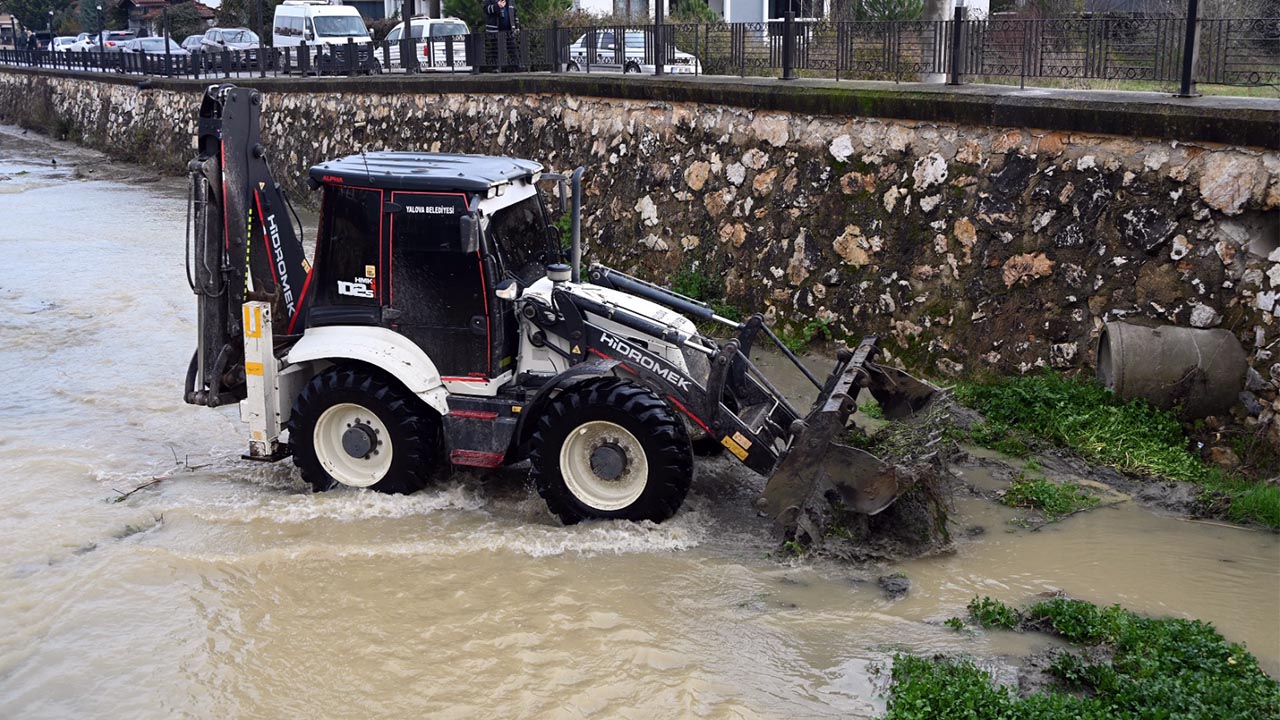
[947,5,966,85]
[782,11,796,80]
[655,0,665,76]
[551,20,561,72]
[1175,0,1201,97]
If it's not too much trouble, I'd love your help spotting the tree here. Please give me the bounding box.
[442,0,570,30]
[670,0,719,22]
[441,0,483,29]
[2,0,64,34]
[836,0,924,20]
[217,0,280,38]
[166,1,206,41]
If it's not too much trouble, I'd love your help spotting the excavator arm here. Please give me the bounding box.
[185,84,313,408]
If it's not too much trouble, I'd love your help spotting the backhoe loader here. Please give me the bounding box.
[184,84,938,531]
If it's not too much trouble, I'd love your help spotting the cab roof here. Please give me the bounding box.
[309,152,543,193]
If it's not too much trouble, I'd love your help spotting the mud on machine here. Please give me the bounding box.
[184,84,938,531]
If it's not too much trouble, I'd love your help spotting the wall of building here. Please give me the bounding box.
[1,68,1277,436]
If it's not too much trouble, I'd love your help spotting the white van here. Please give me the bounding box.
[273,1,371,49]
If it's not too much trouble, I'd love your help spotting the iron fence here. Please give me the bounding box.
[0,14,1275,91]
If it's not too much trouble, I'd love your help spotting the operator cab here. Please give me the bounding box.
[303,151,562,393]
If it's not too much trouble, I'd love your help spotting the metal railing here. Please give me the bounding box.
[0,15,1275,92]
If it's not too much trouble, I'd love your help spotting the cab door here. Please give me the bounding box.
[310,184,384,328]
[387,191,492,381]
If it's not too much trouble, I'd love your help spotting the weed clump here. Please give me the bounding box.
[966,596,1022,629]
[1001,476,1100,519]
[954,373,1280,528]
[887,597,1280,720]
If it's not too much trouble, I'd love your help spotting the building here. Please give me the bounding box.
[1,13,23,49]
[116,0,217,35]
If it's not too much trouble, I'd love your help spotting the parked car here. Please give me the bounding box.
[50,35,78,51]
[122,37,190,55]
[98,29,137,53]
[201,28,260,56]
[64,32,95,51]
[566,29,700,74]
[382,16,469,71]
[180,34,204,54]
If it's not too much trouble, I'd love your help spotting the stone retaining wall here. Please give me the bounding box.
[2,69,1278,438]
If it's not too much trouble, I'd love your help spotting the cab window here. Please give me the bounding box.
[318,186,382,306]
[487,195,556,286]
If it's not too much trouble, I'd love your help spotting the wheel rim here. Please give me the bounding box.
[559,420,648,511]
[314,402,393,488]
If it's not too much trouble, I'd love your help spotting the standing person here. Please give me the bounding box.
[481,0,519,71]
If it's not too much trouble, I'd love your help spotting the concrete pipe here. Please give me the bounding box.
[1096,321,1248,419]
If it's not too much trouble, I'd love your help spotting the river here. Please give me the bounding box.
[0,125,1276,718]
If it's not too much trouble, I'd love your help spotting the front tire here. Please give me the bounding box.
[290,365,437,494]
[531,379,693,524]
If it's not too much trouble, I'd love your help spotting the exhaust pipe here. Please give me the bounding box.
[570,166,584,282]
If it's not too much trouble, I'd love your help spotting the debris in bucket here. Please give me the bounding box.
[796,395,959,563]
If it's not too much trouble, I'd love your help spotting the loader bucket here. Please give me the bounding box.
[759,340,939,530]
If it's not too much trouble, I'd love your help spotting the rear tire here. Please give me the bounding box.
[624,61,641,74]
[290,365,437,494]
[566,60,580,72]
[531,379,693,524]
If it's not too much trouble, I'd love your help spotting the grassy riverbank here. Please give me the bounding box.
[886,597,1280,719]
[953,373,1280,529]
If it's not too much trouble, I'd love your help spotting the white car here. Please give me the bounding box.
[50,35,78,51]
[382,17,469,71]
[64,32,95,51]
[566,29,700,75]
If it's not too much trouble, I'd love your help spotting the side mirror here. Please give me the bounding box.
[495,279,522,301]
[458,214,481,254]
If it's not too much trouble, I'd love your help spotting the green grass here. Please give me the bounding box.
[953,373,1280,528]
[1001,476,1100,519]
[667,265,744,329]
[967,596,1022,630]
[887,597,1280,720]
[669,264,721,302]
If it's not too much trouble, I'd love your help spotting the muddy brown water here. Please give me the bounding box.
[1,127,1276,718]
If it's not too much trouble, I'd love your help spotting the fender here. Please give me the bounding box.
[512,356,621,454]
[287,325,450,417]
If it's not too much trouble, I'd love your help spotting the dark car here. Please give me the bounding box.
[180,34,204,54]
[122,37,190,55]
